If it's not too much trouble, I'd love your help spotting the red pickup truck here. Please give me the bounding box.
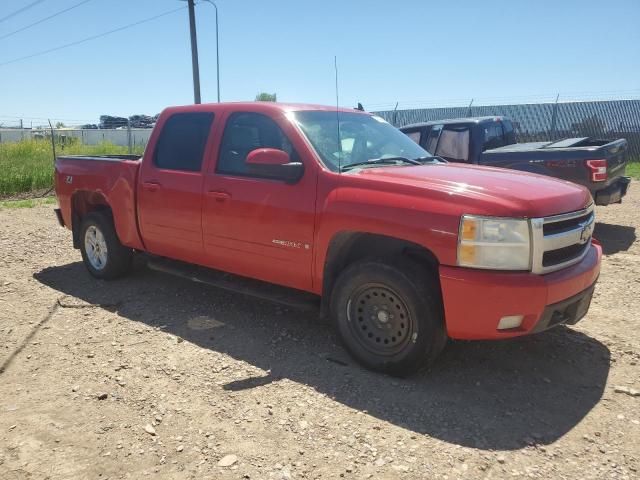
[54,102,602,375]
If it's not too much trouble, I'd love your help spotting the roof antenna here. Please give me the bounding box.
[334,55,342,173]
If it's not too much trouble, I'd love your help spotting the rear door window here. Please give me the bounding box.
[482,123,506,151]
[154,112,214,171]
[502,120,516,145]
[435,126,470,162]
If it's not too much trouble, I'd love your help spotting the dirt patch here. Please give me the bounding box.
[1,185,639,479]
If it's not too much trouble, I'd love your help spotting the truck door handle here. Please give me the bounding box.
[207,191,231,202]
[142,181,161,192]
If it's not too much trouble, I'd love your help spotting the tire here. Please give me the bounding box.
[79,212,132,280]
[330,258,446,376]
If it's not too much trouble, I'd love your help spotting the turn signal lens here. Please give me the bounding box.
[458,244,476,264]
[457,215,531,270]
[461,218,477,241]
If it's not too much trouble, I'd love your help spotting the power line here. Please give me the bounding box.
[0,5,186,67]
[0,0,47,23]
[0,0,93,41]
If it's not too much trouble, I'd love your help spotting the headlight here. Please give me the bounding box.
[457,215,531,270]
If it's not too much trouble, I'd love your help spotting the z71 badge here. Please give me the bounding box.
[272,239,310,250]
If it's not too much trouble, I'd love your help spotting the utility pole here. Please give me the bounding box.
[212,1,220,102]
[201,0,221,102]
[187,0,201,104]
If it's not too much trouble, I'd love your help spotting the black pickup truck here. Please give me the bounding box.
[400,116,630,205]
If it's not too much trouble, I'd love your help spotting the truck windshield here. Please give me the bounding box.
[294,111,431,172]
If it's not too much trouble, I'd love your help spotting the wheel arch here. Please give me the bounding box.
[321,231,441,316]
[70,190,112,249]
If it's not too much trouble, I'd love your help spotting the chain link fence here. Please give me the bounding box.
[2,99,639,160]
[374,99,640,161]
[0,127,151,152]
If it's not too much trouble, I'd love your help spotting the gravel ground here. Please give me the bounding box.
[0,185,638,479]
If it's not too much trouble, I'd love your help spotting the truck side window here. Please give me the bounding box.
[482,124,506,151]
[404,130,422,145]
[154,112,214,171]
[435,126,470,162]
[217,112,298,177]
[502,121,516,145]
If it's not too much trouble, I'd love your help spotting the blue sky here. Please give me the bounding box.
[1,0,639,126]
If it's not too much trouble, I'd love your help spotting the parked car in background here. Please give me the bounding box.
[401,116,630,205]
[54,103,601,376]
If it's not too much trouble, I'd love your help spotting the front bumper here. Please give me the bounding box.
[439,242,602,340]
[595,176,630,205]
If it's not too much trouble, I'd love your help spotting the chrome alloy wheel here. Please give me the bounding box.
[84,225,108,270]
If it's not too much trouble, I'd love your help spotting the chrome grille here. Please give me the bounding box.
[530,204,595,274]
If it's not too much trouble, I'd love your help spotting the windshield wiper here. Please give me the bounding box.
[415,155,447,163]
[340,156,422,172]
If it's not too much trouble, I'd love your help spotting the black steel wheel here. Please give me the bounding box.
[331,258,446,376]
[348,283,414,356]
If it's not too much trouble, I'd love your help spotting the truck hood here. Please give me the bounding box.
[352,162,592,218]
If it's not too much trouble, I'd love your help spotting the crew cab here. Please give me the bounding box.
[54,103,602,376]
[401,116,630,206]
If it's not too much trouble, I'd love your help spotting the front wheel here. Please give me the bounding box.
[79,212,132,280]
[330,258,446,376]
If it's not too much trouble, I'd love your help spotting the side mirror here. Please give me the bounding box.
[246,148,304,184]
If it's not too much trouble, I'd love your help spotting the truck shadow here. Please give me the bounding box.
[34,262,610,452]
[594,222,636,255]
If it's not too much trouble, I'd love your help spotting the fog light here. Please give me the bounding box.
[498,315,524,330]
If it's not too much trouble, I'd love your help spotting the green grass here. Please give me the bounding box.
[626,160,640,180]
[0,138,144,196]
[0,196,57,209]
[1,137,637,195]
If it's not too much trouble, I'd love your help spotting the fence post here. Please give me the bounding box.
[127,120,132,154]
[549,93,560,140]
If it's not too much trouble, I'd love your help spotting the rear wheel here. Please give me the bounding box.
[79,212,132,280]
[330,258,446,376]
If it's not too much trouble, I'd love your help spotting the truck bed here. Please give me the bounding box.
[54,155,145,250]
[486,137,622,153]
[56,154,143,162]
[482,138,629,204]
